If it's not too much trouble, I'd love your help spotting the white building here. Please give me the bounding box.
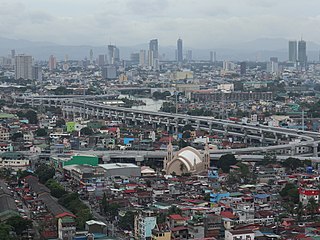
[225,229,255,240]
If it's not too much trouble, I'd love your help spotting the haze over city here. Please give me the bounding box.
[1,0,320,48]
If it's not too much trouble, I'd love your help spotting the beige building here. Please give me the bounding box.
[164,141,210,176]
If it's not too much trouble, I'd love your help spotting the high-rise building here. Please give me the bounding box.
[149,39,158,59]
[210,51,213,62]
[139,50,146,66]
[148,50,154,67]
[15,55,32,80]
[98,55,105,67]
[288,41,297,62]
[48,55,57,71]
[89,49,94,64]
[267,57,279,74]
[186,50,192,62]
[240,62,247,75]
[148,39,159,68]
[108,45,120,65]
[177,38,183,63]
[102,66,117,79]
[32,65,42,81]
[298,40,307,68]
[130,53,140,64]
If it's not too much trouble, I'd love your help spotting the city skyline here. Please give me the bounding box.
[1,0,320,48]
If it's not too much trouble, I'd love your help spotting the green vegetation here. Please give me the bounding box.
[53,86,73,95]
[17,110,38,124]
[101,193,120,220]
[45,179,67,198]
[6,216,32,237]
[35,128,47,137]
[118,211,135,230]
[279,183,299,204]
[216,154,238,173]
[80,127,94,136]
[10,132,23,142]
[35,164,55,184]
[58,193,93,229]
[152,91,171,100]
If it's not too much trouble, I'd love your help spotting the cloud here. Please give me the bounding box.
[0,0,319,47]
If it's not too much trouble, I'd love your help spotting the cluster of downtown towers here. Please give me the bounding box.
[288,39,307,67]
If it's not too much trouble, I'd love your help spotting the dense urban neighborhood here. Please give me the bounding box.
[1,37,320,240]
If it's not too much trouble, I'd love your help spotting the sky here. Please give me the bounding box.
[1,0,320,48]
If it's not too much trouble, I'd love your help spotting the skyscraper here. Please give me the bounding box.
[108,45,120,65]
[48,55,57,71]
[177,38,183,63]
[98,54,105,67]
[149,39,158,59]
[298,40,307,68]
[288,41,297,62]
[210,51,213,62]
[139,50,146,66]
[15,55,32,80]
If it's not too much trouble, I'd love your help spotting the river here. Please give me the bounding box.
[119,95,165,112]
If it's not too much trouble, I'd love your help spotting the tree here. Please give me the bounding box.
[45,179,67,198]
[280,183,299,204]
[0,223,13,240]
[11,132,23,142]
[6,216,32,236]
[35,164,55,184]
[296,202,304,222]
[35,128,47,137]
[80,127,94,136]
[182,131,191,139]
[24,110,38,124]
[216,154,238,173]
[306,197,318,220]
[56,119,66,128]
[282,157,303,170]
[118,211,135,230]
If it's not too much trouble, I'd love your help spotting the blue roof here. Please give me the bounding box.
[254,194,270,199]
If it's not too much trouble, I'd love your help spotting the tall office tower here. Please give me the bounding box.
[267,57,279,74]
[186,50,192,62]
[48,55,57,71]
[89,49,94,64]
[32,65,42,81]
[298,39,307,68]
[11,49,15,59]
[177,38,183,63]
[288,41,297,62]
[210,51,213,62]
[139,50,146,66]
[240,62,247,75]
[130,53,140,64]
[214,51,217,62]
[98,54,105,67]
[149,39,158,59]
[15,55,32,80]
[108,45,120,65]
[147,50,154,67]
[102,65,117,79]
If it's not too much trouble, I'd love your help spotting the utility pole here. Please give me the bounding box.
[175,91,178,114]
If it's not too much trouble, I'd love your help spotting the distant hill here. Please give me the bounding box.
[0,37,319,62]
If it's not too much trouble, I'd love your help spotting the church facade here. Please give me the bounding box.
[164,141,210,176]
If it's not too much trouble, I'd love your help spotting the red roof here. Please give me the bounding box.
[171,226,188,232]
[220,211,237,219]
[123,189,136,194]
[55,212,76,219]
[168,214,186,221]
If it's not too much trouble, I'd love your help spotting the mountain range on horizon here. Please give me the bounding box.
[1,37,320,62]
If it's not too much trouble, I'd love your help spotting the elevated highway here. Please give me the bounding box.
[62,99,320,157]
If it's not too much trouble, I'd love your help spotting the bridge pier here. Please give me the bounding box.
[313,142,318,157]
[291,146,296,156]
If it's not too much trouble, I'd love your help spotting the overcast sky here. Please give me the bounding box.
[1,0,320,48]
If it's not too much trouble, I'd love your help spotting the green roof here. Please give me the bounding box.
[0,113,16,119]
